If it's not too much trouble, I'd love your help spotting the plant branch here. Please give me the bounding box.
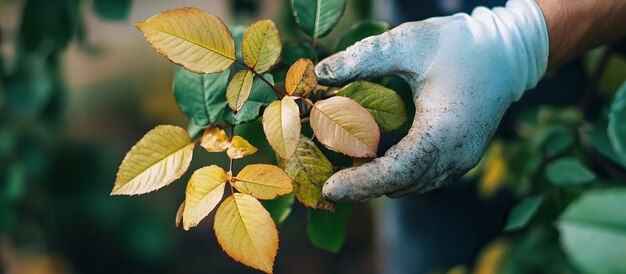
[234,60,287,97]
[579,45,614,112]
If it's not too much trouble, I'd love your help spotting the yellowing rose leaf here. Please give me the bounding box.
[227,136,258,159]
[200,126,230,152]
[227,70,254,111]
[310,96,380,157]
[242,20,282,73]
[262,96,301,159]
[176,201,185,227]
[285,58,317,96]
[112,125,194,195]
[233,164,293,200]
[183,165,228,230]
[214,193,278,273]
[136,7,235,74]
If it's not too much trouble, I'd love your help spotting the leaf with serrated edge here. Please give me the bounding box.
[277,135,334,211]
[176,201,185,227]
[227,70,255,111]
[200,127,230,152]
[310,96,379,157]
[263,97,301,159]
[336,81,407,132]
[214,193,278,273]
[242,20,282,73]
[136,8,235,73]
[285,58,317,96]
[112,125,194,195]
[227,136,258,159]
[183,165,228,230]
[233,164,293,200]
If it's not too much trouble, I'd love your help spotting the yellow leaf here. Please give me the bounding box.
[176,201,184,227]
[310,96,380,157]
[183,166,228,230]
[112,125,194,195]
[227,70,255,111]
[479,140,507,199]
[262,97,301,159]
[233,164,293,200]
[242,20,282,73]
[227,136,258,159]
[200,126,230,152]
[473,238,509,274]
[214,193,278,273]
[285,58,317,96]
[136,7,235,74]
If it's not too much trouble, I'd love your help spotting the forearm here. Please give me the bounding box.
[536,0,626,68]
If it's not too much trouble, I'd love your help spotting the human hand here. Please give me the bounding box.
[316,0,549,202]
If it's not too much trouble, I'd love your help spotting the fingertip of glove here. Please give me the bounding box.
[315,53,352,86]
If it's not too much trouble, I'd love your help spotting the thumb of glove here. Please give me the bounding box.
[315,30,401,86]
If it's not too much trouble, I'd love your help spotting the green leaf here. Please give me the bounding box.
[587,129,626,168]
[224,74,277,124]
[262,194,295,225]
[558,188,626,274]
[307,204,351,253]
[335,81,407,132]
[277,135,334,211]
[504,195,543,232]
[292,0,347,39]
[282,41,318,64]
[608,81,626,164]
[545,158,596,186]
[92,0,131,21]
[173,67,230,126]
[230,25,247,64]
[335,20,390,51]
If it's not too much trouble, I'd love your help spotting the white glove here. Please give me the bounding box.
[316,0,549,202]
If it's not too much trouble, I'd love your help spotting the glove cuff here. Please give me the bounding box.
[472,0,549,101]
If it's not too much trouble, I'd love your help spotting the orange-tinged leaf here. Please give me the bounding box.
[112,125,194,195]
[136,7,235,73]
[262,97,301,159]
[214,193,278,273]
[242,20,282,73]
[227,136,258,159]
[183,166,228,230]
[310,96,379,157]
[233,164,293,200]
[227,70,254,111]
[285,58,317,96]
[200,126,230,152]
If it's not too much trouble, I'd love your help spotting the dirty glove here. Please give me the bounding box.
[316,0,549,202]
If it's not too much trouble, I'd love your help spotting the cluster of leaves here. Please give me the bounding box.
[112,1,407,273]
[461,80,626,274]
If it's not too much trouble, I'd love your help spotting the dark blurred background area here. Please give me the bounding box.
[1,0,625,273]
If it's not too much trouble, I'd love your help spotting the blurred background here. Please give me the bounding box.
[1,0,625,273]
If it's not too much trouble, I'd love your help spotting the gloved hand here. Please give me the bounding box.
[316,0,549,202]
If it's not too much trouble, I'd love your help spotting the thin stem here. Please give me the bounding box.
[234,60,287,97]
[311,37,317,48]
[579,45,613,112]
